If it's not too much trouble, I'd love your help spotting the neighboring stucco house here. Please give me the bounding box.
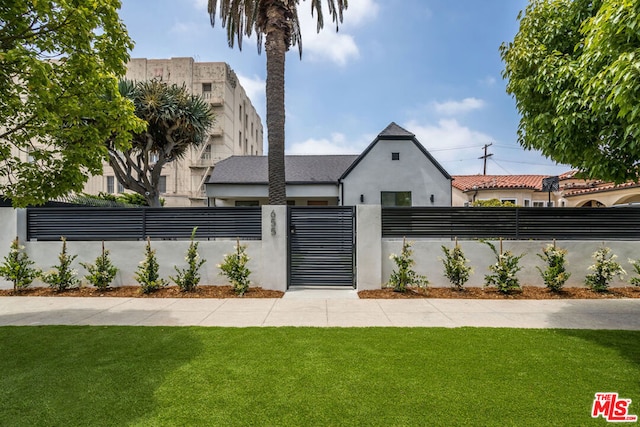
[452,175,558,207]
[452,170,640,207]
[206,122,453,206]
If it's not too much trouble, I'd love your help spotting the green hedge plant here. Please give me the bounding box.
[537,242,570,292]
[484,239,524,294]
[386,238,428,293]
[171,227,206,292]
[135,237,168,294]
[440,238,472,290]
[218,239,251,296]
[80,241,118,291]
[41,237,79,292]
[0,237,40,292]
[585,247,625,292]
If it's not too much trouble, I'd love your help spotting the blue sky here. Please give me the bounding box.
[119,0,569,176]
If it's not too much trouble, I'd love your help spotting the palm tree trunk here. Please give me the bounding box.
[265,25,287,205]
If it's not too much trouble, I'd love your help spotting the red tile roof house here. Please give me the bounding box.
[452,171,640,207]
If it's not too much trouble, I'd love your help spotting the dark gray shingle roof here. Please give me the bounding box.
[378,122,415,138]
[208,155,359,184]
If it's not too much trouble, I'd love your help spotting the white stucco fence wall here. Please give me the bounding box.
[0,206,288,292]
[381,239,639,288]
[2,206,639,291]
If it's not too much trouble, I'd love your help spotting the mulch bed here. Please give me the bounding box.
[2,285,640,300]
[0,285,284,298]
[358,286,640,299]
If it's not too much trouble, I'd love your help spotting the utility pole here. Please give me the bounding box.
[479,143,493,175]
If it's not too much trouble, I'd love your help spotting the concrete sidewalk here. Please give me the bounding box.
[1,292,640,329]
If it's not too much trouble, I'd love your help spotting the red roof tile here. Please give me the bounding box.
[452,175,549,191]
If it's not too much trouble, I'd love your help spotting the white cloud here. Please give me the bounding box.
[298,0,378,66]
[288,133,360,155]
[404,118,493,175]
[288,131,377,155]
[479,75,497,87]
[192,0,207,11]
[433,98,486,116]
[237,73,265,107]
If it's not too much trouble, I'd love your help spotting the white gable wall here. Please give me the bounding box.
[341,138,451,206]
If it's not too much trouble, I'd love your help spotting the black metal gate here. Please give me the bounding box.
[288,207,355,287]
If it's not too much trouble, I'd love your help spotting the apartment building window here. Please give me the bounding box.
[392,152,400,160]
[202,83,211,92]
[106,176,115,194]
[201,144,212,160]
[159,176,167,194]
[239,105,242,121]
[245,114,248,129]
[117,182,124,193]
[239,131,242,147]
[381,191,411,207]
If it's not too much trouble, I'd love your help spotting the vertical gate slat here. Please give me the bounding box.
[288,207,355,287]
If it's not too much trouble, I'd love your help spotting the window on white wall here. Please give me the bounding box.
[391,152,400,160]
[159,176,167,194]
[381,191,412,206]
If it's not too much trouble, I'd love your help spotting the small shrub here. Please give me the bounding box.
[0,237,40,292]
[386,238,428,293]
[80,242,119,290]
[629,259,640,287]
[440,241,472,290]
[484,240,524,294]
[537,243,571,292]
[135,237,168,294]
[171,227,206,292]
[218,239,251,296]
[41,237,80,292]
[585,247,625,292]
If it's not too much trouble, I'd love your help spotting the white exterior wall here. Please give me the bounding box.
[380,239,636,288]
[341,139,451,206]
[3,207,638,292]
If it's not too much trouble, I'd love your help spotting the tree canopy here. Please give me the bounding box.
[501,0,640,183]
[107,80,214,208]
[0,0,142,207]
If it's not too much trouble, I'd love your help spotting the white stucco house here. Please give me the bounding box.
[205,122,453,206]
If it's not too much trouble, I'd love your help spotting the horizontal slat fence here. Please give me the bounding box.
[382,207,640,240]
[27,207,261,241]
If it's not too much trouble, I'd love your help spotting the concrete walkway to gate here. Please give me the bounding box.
[1,288,640,329]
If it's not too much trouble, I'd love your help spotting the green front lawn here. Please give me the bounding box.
[1,327,638,426]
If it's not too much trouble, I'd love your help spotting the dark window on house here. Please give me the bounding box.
[392,152,400,160]
[239,131,242,147]
[381,191,411,206]
[202,83,212,92]
[159,176,167,193]
[106,176,114,194]
[235,200,259,206]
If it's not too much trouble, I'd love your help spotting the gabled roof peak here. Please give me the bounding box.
[378,122,415,138]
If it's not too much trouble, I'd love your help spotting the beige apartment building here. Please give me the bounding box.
[83,57,264,206]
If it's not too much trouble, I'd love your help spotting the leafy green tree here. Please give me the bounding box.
[208,0,348,204]
[0,0,143,207]
[106,80,214,207]
[501,0,640,183]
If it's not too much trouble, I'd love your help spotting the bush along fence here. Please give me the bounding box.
[0,233,252,296]
[3,205,640,291]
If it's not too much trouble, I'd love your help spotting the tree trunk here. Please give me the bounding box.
[265,24,287,205]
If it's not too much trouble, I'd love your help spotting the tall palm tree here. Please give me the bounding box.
[208,0,348,205]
